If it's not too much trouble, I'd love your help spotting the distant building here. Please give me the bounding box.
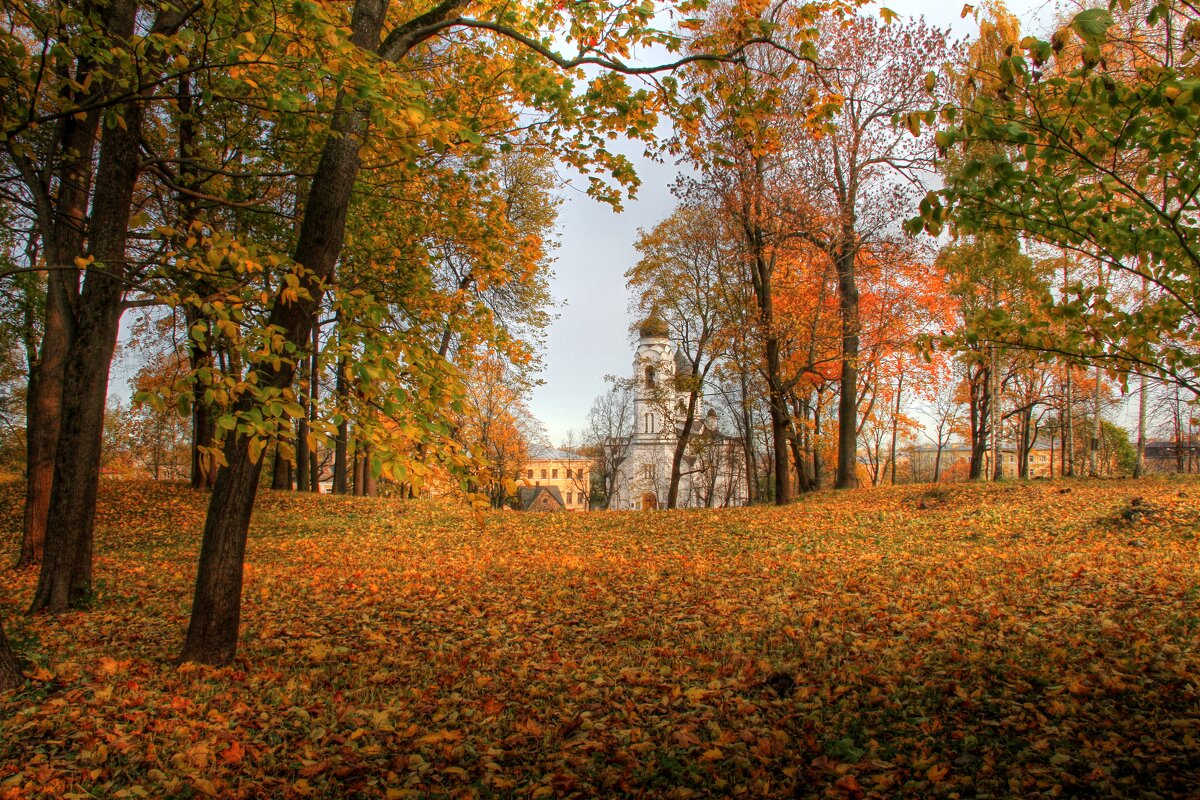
[608,313,746,510]
[1145,439,1200,472]
[517,486,566,512]
[522,445,590,510]
[907,443,1055,482]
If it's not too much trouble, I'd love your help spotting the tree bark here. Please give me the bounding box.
[968,363,989,480]
[19,105,98,568]
[333,353,349,493]
[0,613,22,693]
[889,370,903,485]
[308,325,320,491]
[271,443,291,490]
[834,238,859,489]
[1088,364,1101,477]
[1134,374,1147,478]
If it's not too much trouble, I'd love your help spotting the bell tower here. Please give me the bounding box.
[633,310,674,441]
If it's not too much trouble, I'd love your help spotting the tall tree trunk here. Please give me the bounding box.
[353,442,365,496]
[990,348,1003,481]
[968,365,989,480]
[1088,364,1101,477]
[739,369,757,502]
[889,370,903,485]
[1065,366,1075,476]
[296,375,310,493]
[19,23,105,568]
[1134,375,1147,478]
[271,443,290,490]
[835,239,859,489]
[31,8,142,611]
[333,354,349,494]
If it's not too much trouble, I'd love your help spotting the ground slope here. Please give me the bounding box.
[0,477,1198,798]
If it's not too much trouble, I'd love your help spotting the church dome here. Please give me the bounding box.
[638,310,669,339]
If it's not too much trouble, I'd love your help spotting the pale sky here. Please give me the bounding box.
[532,0,1058,445]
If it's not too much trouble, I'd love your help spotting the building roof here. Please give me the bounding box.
[527,444,590,462]
[518,485,565,511]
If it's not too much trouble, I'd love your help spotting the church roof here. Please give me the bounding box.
[638,310,670,339]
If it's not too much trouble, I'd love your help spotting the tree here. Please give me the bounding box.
[916,2,1200,395]
[586,380,635,509]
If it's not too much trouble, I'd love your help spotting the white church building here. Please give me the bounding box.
[608,312,748,510]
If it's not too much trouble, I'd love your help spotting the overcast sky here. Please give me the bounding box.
[531,0,1060,445]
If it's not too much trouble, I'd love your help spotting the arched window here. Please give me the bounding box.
[645,366,655,386]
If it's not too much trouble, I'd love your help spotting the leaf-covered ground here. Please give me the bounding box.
[0,478,1198,799]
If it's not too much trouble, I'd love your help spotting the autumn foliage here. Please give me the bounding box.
[2,477,1199,797]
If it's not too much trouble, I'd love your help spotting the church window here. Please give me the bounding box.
[645,366,655,386]
[642,464,656,481]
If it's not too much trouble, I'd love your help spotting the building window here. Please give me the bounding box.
[645,366,655,386]
[567,492,574,504]
[566,468,573,479]
[541,469,547,479]
[552,469,558,479]
[526,469,533,478]
[642,463,656,481]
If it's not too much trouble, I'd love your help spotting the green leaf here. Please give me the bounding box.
[1070,9,1113,47]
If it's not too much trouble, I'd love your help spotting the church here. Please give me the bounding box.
[608,312,748,510]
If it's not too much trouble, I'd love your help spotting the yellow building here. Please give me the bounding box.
[523,445,591,510]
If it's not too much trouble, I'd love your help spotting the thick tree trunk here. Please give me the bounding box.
[178,432,263,664]
[296,406,310,492]
[0,614,22,693]
[968,365,989,480]
[835,241,859,489]
[19,33,102,569]
[31,22,141,611]
[270,443,291,490]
